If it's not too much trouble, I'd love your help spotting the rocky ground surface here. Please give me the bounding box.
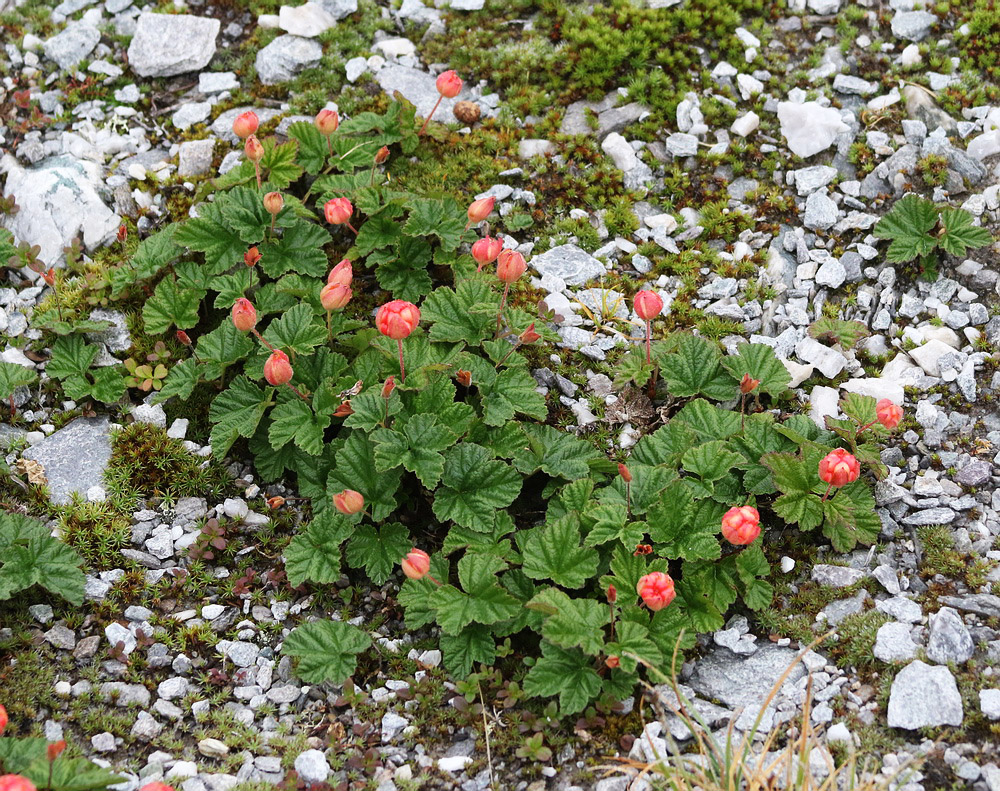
[4,0,1000,789]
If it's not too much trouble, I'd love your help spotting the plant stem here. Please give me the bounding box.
[346,221,359,235]
[253,162,261,190]
[645,319,651,364]
[251,328,276,351]
[821,481,833,502]
[326,309,332,344]
[496,283,510,336]
[495,339,522,368]
[397,338,406,383]
[417,95,443,136]
[285,382,310,403]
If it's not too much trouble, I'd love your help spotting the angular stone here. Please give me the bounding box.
[891,10,936,41]
[128,13,220,77]
[777,101,848,159]
[43,22,100,70]
[926,607,974,664]
[793,165,838,196]
[803,191,839,231]
[876,596,923,623]
[981,689,1000,721]
[955,460,991,487]
[45,624,77,650]
[937,594,1000,618]
[873,621,918,662]
[278,2,336,36]
[255,35,322,85]
[22,417,111,506]
[294,750,330,783]
[796,337,848,378]
[686,644,806,729]
[530,244,606,286]
[811,564,865,588]
[178,139,216,178]
[887,661,963,728]
[2,154,121,267]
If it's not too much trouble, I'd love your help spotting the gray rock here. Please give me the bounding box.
[449,0,485,7]
[665,133,699,157]
[981,689,1000,721]
[294,750,330,784]
[316,0,357,18]
[873,621,918,662]
[1,154,121,267]
[131,711,162,741]
[157,677,190,700]
[91,732,116,752]
[811,564,865,588]
[937,594,1000,618]
[887,661,963,728]
[803,191,838,230]
[128,13,220,77]
[381,711,408,742]
[686,644,805,730]
[795,337,848,378]
[793,165,838,196]
[562,92,648,138]
[902,506,957,526]
[530,244,606,286]
[815,257,846,289]
[178,139,216,178]
[891,10,936,41]
[22,417,111,505]
[224,641,259,667]
[198,72,239,94]
[172,102,212,131]
[374,63,475,122]
[833,74,877,95]
[926,607,974,664]
[43,23,100,69]
[255,35,322,85]
[955,460,991,487]
[86,309,131,353]
[99,682,151,707]
[279,2,337,36]
[820,590,868,625]
[45,624,77,650]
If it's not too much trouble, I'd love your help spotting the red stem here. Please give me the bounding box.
[497,283,510,335]
[254,162,261,190]
[645,319,651,364]
[251,328,276,351]
[418,95,443,136]
[346,221,359,235]
[285,383,310,403]
[398,338,406,383]
[821,481,833,502]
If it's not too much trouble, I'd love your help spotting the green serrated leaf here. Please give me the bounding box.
[195,319,255,381]
[873,194,939,263]
[432,443,521,532]
[481,367,548,426]
[372,413,458,488]
[440,625,496,678]
[208,376,270,457]
[939,207,993,256]
[259,218,330,278]
[175,199,246,273]
[431,554,520,635]
[681,440,744,482]
[658,334,734,400]
[513,423,602,480]
[284,510,352,587]
[345,522,411,585]
[212,267,259,309]
[523,642,602,714]
[282,620,371,684]
[528,587,609,656]
[263,302,327,356]
[143,275,204,335]
[522,515,599,589]
[808,317,870,349]
[0,361,38,399]
[421,279,496,345]
[46,335,98,380]
[268,396,330,456]
[286,120,328,174]
[721,343,791,396]
[0,512,85,605]
[404,197,466,251]
[328,431,402,522]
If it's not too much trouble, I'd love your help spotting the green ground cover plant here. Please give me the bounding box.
[7,94,898,717]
